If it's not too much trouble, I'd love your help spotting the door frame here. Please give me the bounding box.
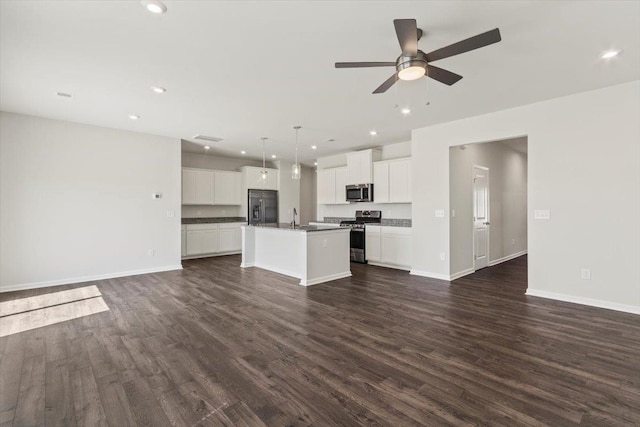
[472,165,490,271]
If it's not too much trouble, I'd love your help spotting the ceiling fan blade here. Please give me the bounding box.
[426,28,502,63]
[373,73,398,94]
[427,65,463,86]
[394,19,418,56]
[335,62,396,68]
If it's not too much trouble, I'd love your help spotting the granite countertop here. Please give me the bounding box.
[245,223,346,232]
[182,217,246,224]
[321,217,412,227]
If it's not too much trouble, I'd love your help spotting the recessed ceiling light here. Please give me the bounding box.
[401,107,411,115]
[204,145,210,150]
[129,114,140,120]
[57,92,72,98]
[151,86,166,94]
[314,162,318,166]
[241,150,246,155]
[311,145,317,150]
[271,154,277,159]
[141,0,167,14]
[601,49,622,59]
[369,130,377,136]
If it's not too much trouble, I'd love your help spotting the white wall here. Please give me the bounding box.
[181,151,274,218]
[449,140,528,275]
[317,141,413,221]
[0,112,182,291]
[411,81,640,313]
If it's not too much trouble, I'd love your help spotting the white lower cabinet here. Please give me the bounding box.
[183,222,244,258]
[365,227,382,262]
[366,226,411,269]
[217,223,242,252]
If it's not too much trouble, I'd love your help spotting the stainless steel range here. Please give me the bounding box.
[340,210,382,263]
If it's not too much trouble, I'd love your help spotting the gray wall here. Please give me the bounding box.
[449,140,528,275]
[300,165,317,224]
[0,112,182,291]
[411,80,640,313]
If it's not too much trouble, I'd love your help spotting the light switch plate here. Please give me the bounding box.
[534,209,551,220]
[435,209,445,218]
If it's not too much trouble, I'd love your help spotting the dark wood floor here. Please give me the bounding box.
[1,256,639,426]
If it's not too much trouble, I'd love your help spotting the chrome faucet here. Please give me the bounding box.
[291,208,298,227]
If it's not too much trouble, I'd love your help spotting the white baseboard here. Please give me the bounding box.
[526,289,640,315]
[489,250,528,267]
[0,265,184,293]
[409,269,451,281]
[182,251,242,260]
[449,268,476,281]
[302,271,352,287]
[367,261,411,272]
[240,262,255,268]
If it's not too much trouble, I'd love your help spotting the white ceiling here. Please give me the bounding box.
[1,1,638,164]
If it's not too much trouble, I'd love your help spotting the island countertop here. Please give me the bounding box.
[242,223,346,232]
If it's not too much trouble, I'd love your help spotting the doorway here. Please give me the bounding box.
[473,165,490,270]
[449,137,528,280]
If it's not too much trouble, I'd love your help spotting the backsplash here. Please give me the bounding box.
[316,203,412,222]
[322,217,412,227]
[182,205,243,218]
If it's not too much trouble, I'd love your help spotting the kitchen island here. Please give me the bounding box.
[241,224,351,286]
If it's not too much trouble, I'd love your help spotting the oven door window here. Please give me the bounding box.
[350,229,365,249]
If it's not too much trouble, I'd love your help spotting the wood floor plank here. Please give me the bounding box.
[0,255,638,425]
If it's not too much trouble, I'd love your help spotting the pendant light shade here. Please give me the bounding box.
[259,137,268,184]
[291,126,301,180]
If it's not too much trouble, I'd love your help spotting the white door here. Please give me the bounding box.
[473,166,490,270]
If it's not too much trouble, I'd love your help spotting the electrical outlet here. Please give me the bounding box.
[512,238,516,245]
[451,209,456,217]
[534,209,551,220]
[435,209,445,218]
[323,239,328,248]
[440,252,446,261]
[581,268,591,280]
[167,210,175,218]
[147,249,155,257]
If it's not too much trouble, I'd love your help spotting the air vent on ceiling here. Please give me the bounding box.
[193,134,223,143]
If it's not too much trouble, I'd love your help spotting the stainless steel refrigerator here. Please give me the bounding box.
[248,190,278,225]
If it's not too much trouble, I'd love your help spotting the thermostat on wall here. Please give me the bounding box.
[152,193,162,199]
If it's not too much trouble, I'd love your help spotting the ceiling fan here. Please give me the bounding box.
[335,19,501,94]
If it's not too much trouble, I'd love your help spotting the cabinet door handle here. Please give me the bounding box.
[483,222,490,225]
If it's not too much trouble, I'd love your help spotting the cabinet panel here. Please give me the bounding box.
[317,169,336,204]
[186,229,218,255]
[365,228,381,262]
[195,170,215,204]
[381,233,412,267]
[389,159,412,203]
[347,150,373,185]
[373,162,390,203]
[182,169,197,204]
[218,223,243,252]
[214,171,242,205]
[334,167,349,204]
[181,226,186,257]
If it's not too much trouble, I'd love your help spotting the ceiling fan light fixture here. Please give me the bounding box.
[398,65,426,81]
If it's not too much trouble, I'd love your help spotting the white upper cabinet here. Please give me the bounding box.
[317,167,349,205]
[389,158,412,203]
[347,150,374,185]
[372,158,412,204]
[317,169,336,204]
[214,171,242,205]
[334,167,349,204]
[241,166,279,191]
[182,168,215,205]
[373,162,390,203]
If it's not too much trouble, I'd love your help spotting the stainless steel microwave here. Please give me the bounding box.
[346,184,373,203]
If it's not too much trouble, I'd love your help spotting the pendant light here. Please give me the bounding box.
[259,137,268,183]
[291,126,301,180]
